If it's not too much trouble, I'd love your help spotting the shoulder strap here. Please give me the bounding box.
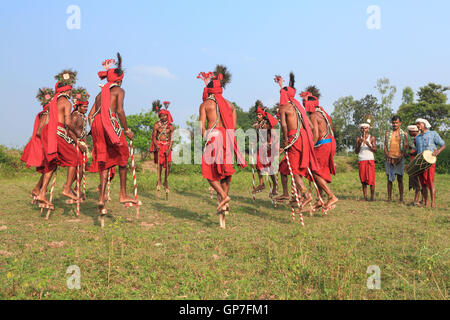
[284,101,302,150]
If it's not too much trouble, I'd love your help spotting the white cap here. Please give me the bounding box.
[407,125,419,132]
[415,118,431,129]
[359,123,370,129]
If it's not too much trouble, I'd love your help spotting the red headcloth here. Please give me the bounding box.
[158,109,173,124]
[280,87,318,170]
[204,75,246,168]
[256,107,278,128]
[300,92,319,113]
[97,68,125,146]
[46,83,73,161]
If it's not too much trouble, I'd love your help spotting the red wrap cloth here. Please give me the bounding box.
[419,164,435,189]
[97,69,124,146]
[152,141,172,168]
[300,92,319,113]
[279,129,312,177]
[280,87,318,174]
[40,122,78,172]
[21,105,49,169]
[359,160,375,186]
[45,84,73,164]
[202,127,235,181]
[256,144,274,172]
[313,136,337,183]
[89,111,129,172]
[311,107,336,182]
[202,82,246,169]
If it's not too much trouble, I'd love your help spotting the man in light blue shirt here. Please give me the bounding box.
[414,118,446,208]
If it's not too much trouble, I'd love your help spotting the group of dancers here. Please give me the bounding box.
[21,54,140,226]
[199,70,338,228]
[20,54,445,229]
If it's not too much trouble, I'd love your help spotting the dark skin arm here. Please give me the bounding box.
[310,113,320,145]
[71,112,83,138]
[199,102,208,138]
[87,95,99,126]
[369,136,377,153]
[165,125,174,156]
[355,137,362,154]
[279,106,289,150]
[384,132,389,158]
[36,113,48,138]
[63,99,86,153]
[151,122,160,152]
[115,88,133,140]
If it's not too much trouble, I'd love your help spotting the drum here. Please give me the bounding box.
[406,150,436,176]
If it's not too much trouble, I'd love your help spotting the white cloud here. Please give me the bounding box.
[130,65,176,80]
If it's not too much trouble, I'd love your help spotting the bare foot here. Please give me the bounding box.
[217,196,231,212]
[120,196,138,205]
[275,195,290,201]
[301,193,313,209]
[62,190,79,201]
[37,194,52,206]
[255,184,265,193]
[324,196,339,210]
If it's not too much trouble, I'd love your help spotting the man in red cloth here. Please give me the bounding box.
[198,66,246,229]
[21,88,54,200]
[70,87,90,201]
[302,89,339,210]
[252,103,279,196]
[88,53,136,215]
[37,70,86,208]
[150,101,174,193]
[275,73,318,208]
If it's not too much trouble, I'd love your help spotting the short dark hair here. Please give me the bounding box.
[391,115,401,122]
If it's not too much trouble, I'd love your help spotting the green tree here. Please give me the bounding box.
[331,96,355,151]
[397,83,450,134]
[127,109,159,159]
[417,83,449,104]
[375,78,397,139]
[402,87,414,105]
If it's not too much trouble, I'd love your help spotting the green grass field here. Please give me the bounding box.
[0,166,448,300]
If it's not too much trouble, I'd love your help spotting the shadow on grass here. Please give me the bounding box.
[151,201,216,228]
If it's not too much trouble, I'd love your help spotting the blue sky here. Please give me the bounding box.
[1,0,449,147]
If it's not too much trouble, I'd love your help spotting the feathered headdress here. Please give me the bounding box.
[98,52,124,83]
[362,114,375,127]
[213,65,231,89]
[36,88,55,106]
[163,101,170,109]
[288,72,295,89]
[152,99,162,113]
[304,85,321,99]
[197,72,215,86]
[54,70,77,93]
[71,87,90,107]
